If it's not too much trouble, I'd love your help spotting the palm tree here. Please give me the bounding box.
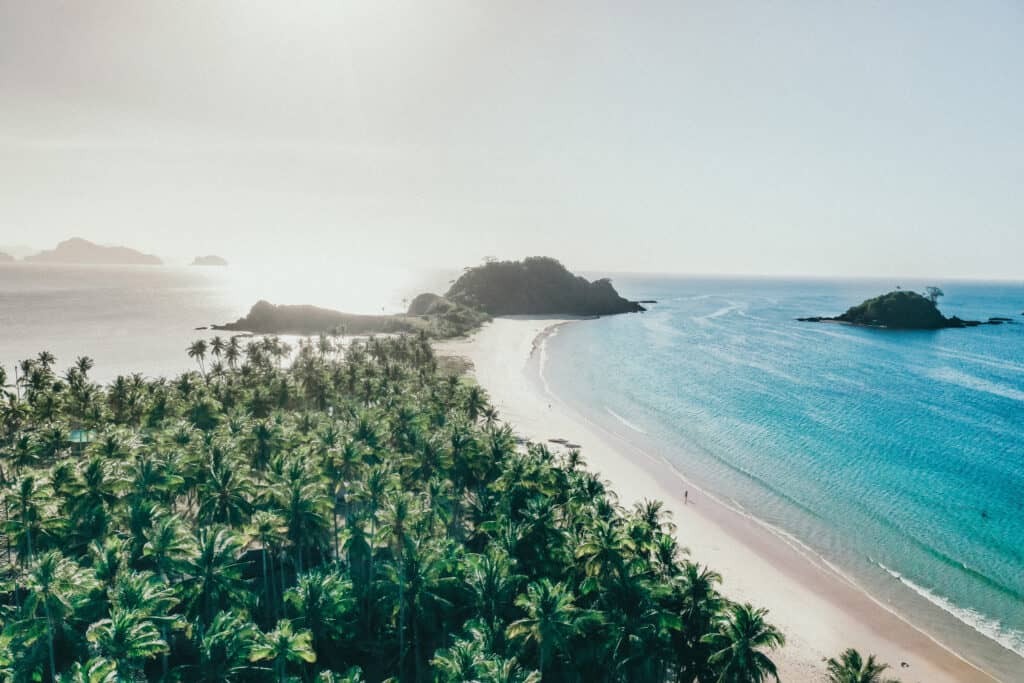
[36,350,56,370]
[250,619,317,683]
[278,475,332,575]
[74,356,94,378]
[108,569,183,679]
[506,579,580,678]
[464,548,524,644]
[465,385,487,423]
[225,336,242,369]
[20,550,94,681]
[284,569,355,661]
[246,510,288,618]
[701,603,785,683]
[85,608,169,680]
[478,657,541,683]
[189,610,259,682]
[142,513,193,581]
[827,648,898,683]
[198,461,254,526]
[209,336,226,361]
[187,340,208,376]
[4,475,54,565]
[186,526,249,624]
[384,537,455,682]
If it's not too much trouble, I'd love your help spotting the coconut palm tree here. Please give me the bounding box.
[701,603,785,683]
[187,340,208,376]
[826,648,898,683]
[246,510,288,618]
[74,356,94,379]
[209,336,226,360]
[19,550,94,681]
[277,475,332,575]
[464,548,524,644]
[250,619,317,683]
[85,608,169,680]
[285,569,355,663]
[464,385,487,423]
[186,526,249,624]
[4,474,61,565]
[506,579,581,678]
[188,610,260,682]
[198,461,254,526]
[225,336,242,369]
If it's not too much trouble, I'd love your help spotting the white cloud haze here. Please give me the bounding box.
[1,1,1022,277]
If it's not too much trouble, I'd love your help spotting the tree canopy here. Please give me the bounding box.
[0,334,887,681]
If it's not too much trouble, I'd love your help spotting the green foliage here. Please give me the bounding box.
[837,290,948,329]
[827,648,898,683]
[0,335,873,682]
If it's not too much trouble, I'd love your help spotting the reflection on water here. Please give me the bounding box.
[0,263,454,383]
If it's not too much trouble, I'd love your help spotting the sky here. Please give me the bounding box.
[1,1,1022,278]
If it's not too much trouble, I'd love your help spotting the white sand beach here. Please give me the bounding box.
[436,316,996,683]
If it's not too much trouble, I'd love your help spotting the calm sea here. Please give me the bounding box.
[545,275,1024,680]
[0,263,448,383]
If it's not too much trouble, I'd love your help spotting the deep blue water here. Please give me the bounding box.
[545,276,1024,679]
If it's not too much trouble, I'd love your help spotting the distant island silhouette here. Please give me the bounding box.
[0,251,14,263]
[191,254,228,266]
[799,289,1010,329]
[25,237,162,265]
[217,257,644,336]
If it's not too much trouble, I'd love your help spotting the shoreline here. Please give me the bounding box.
[436,316,998,683]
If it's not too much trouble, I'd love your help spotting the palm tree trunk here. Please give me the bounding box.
[332,500,340,565]
[414,615,423,683]
[44,602,57,682]
[161,624,170,681]
[266,548,274,618]
[398,574,405,678]
[279,548,288,615]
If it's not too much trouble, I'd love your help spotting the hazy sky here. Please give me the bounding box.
[1,1,1022,278]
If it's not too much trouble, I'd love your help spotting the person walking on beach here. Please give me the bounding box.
[684,490,688,505]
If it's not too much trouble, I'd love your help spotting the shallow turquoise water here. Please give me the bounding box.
[544,276,1024,679]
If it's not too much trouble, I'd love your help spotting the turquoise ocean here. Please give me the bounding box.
[1,266,1022,678]
[545,275,1024,680]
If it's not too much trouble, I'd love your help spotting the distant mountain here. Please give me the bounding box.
[0,251,14,263]
[444,256,645,316]
[191,255,228,266]
[25,238,162,265]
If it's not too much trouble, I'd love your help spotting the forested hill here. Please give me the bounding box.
[220,258,642,337]
[799,289,999,329]
[444,257,645,316]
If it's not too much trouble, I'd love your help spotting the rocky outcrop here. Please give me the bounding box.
[798,290,1001,329]
[444,257,644,316]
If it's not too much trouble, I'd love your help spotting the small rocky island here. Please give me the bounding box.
[217,257,643,336]
[799,289,1007,329]
[25,237,162,265]
[445,256,645,315]
[191,254,228,266]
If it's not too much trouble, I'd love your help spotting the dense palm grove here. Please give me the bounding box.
[0,334,893,682]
